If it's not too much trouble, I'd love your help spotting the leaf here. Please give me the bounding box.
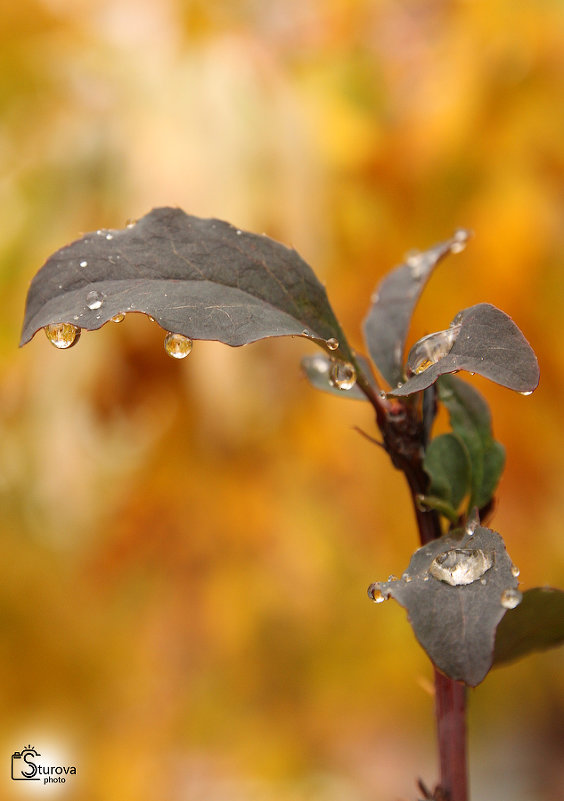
[301,353,371,401]
[362,230,471,388]
[423,432,471,509]
[368,525,520,686]
[20,207,354,361]
[493,587,564,667]
[437,375,506,510]
[390,303,540,396]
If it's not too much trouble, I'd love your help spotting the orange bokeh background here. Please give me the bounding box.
[2,2,563,799]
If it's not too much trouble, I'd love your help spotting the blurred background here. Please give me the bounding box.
[2,1,564,799]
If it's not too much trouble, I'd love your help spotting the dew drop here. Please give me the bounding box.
[408,324,461,375]
[328,361,356,391]
[368,583,386,604]
[86,289,104,310]
[106,233,113,240]
[164,332,193,359]
[450,228,471,254]
[236,229,242,236]
[148,316,156,323]
[302,329,311,338]
[111,313,126,323]
[326,337,339,351]
[519,390,533,396]
[79,260,88,268]
[429,548,494,586]
[500,588,522,609]
[44,323,80,349]
[511,564,520,578]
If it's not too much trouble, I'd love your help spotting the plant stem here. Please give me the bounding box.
[365,385,470,800]
[433,669,468,801]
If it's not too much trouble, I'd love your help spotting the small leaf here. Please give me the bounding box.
[493,587,564,667]
[423,433,471,509]
[301,354,370,401]
[391,303,540,396]
[437,375,506,510]
[368,526,520,686]
[362,230,471,388]
[20,208,353,361]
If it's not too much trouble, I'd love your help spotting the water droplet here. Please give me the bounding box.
[511,564,520,578]
[126,219,136,228]
[326,337,339,351]
[371,291,380,304]
[111,313,126,323]
[148,316,156,323]
[368,583,386,604]
[408,325,461,375]
[86,289,105,310]
[44,323,80,349]
[106,233,113,240]
[328,361,356,391]
[429,548,494,586]
[450,228,471,254]
[236,229,242,236]
[302,329,311,338]
[519,390,533,396]
[96,229,104,236]
[164,332,193,359]
[500,588,522,609]
[79,260,88,267]
[480,578,487,585]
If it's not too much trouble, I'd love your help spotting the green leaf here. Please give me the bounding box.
[368,525,520,686]
[437,375,506,511]
[423,432,471,509]
[362,230,470,388]
[20,207,354,362]
[493,587,564,667]
[390,303,540,396]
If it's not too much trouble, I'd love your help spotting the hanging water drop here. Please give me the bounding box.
[428,548,494,586]
[326,337,339,351]
[328,361,356,391]
[111,313,126,323]
[45,323,80,349]
[519,390,533,396]
[105,233,113,240]
[407,324,461,375]
[86,289,104,310]
[510,564,520,578]
[368,583,386,604]
[500,588,522,609]
[164,332,193,359]
[450,228,471,254]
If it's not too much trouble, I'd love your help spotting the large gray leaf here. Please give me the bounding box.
[20,207,353,361]
[391,303,540,396]
[368,525,521,686]
[362,230,470,388]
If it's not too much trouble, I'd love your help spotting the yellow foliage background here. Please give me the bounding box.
[2,1,564,799]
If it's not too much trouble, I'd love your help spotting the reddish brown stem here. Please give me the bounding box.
[434,668,468,801]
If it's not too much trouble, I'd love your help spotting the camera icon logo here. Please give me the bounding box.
[11,746,41,780]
